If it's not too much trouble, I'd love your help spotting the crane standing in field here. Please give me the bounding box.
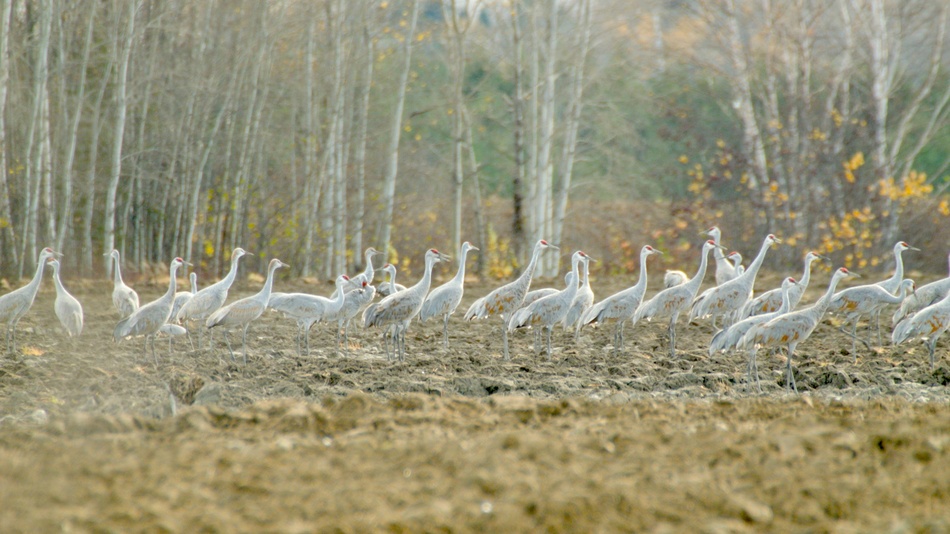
[419,241,478,349]
[564,254,596,342]
[892,290,950,370]
[114,257,189,365]
[866,241,919,340]
[106,249,139,319]
[738,267,857,393]
[364,248,451,361]
[206,258,288,365]
[47,258,84,338]
[830,278,916,358]
[893,252,950,325]
[690,234,781,328]
[376,263,406,297]
[463,239,559,360]
[0,247,58,354]
[176,247,251,347]
[268,274,355,356]
[633,240,721,358]
[742,252,823,318]
[337,280,376,349]
[583,245,662,352]
[508,251,589,358]
[348,248,383,290]
[705,226,738,286]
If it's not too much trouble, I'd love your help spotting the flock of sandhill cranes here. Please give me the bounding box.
[0,227,947,393]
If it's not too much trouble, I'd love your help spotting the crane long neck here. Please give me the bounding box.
[742,240,772,279]
[579,259,590,288]
[685,248,712,294]
[634,250,651,291]
[190,274,198,294]
[260,264,279,300]
[711,231,726,262]
[52,264,65,295]
[800,258,815,288]
[413,257,438,297]
[26,254,48,295]
[164,264,179,300]
[388,268,397,287]
[363,252,375,282]
[112,253,124,286]
[564,257,582,299]
[889,249,904,285]
[222,255,242,287]
[520,244,544,285]
[778,284,792,314]
[333,280,348,307]
[453,249,469,283]
[815,275,846,314]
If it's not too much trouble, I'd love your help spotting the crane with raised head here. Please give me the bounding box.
[176,247,250,346]
[419,241,478,349]
[508,251,589,358]
[583,245,662,352]
[563,255,596,341]
[738,267,857,393]
[47,258,83,338]
[206,258,287,365]
[376,263,406,297]
[633,240,721,358]
[463,239,559,360]
[114,257,189,365]
[709,276,797,360]
[742,252,823,318]
[347,247,383,292]
[0,247,58,354]
[689,234,781,328]
[704,226,737,286]
[364,249,451,361]
[893,252,950,325]
[105,249,139,319]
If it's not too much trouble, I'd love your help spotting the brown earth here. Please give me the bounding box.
[1,271,949,531]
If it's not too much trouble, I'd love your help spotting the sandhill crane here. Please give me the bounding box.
[742,252,823,318]
[106,249,139,319]
[176,247,250,346]
[664,270,688,288]
[892,290,950,370]
[583,245,662,351]
[377,264,406,297]
[877,241,919,292]
[709,277,797,359]
[508,251,589,358]
[268,274,354,355]
[728,251,745,276]
[158,324,189,355]
[738,267,857,393]
[463,239,559,360]
[337,280,376,349]
[893,252,950,325]
[419,241,478,349]
[114,257,189,364]
[564,255,596,341]
[830,278,915,358]
[705,226,737,285]
[633,240,721,358]
[364,249,451,361]
[689,234,781,327]
[46,258,83,338]
[171,272,198,324]
[0,247,58,354]
[347,247,383,292]
[206,258,287,365]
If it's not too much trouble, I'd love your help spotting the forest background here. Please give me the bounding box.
[2,0,950,282]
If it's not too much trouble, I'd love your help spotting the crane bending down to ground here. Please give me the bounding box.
[738,268,857,393]
[522,272,571,308]
[689,234,781,328]
[893,252,950,325]
[206,258,287,365]
[106,249,139,319]
[419,241,478,349]
[337,280,376,349]
[377,264,406,297]
[464,239,558,360]
[742,252,822,318]
[364,249,451,361]
[0,247,58,354]
[708,277,797,385]
[508,251,589,358]
[268,274,354,355]
[829,278,916,358]
[664,252,738,289]
[114,257,189,365]
[47,258,83,338]
[583,245,662,352]
[892,290,950,370]
[705,226,737,286]
[564,255,596,341]
[176,247,250,347]
[633,240,721,358]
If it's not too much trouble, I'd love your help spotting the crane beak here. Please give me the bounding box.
[470,246,480,252]
[547,243,560,251]
[439,254,452,263]
[909,245,921,251]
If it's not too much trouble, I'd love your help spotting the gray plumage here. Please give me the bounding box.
[892,252,950,325]
[709,276,797,358]
[0,248,58,353]
[268,274,353,355]
[171,272,198,323]
[176,247,250,325]
[705,226,737,286]
[563,255,596,341]
[106,249,139,319]
[114,257,187,364]
[348,248,383,292]
[892,290,950,370]
[742,252,822,318]
[338,280,377,348]
[207,258,287,364]
[419,241,478,349]
[830,278,915,357]
[377,263,406,297]
[47,258,84,338]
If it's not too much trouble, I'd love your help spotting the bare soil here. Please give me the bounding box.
[1,272,948,531]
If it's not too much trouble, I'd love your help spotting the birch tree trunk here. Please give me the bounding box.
[507,0,527,267]
[103,0,138,276]
[0,0,15,271]
[352,22,374,268]
[536,0,557,275]
[378,0,420,259]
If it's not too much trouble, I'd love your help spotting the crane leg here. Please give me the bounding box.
[534,329,542,356]
[305,325,311,357]
[786,346,798,394]
[344,320,351,351]
[502,322,511,361]
[442,315,449,350]
[929,337,938,370]
[241,325,249,365]
[10,319,20,354]
[668,318,677,359]
[546,327,553,360]
[223,330,235,363]
[851,321,858,361]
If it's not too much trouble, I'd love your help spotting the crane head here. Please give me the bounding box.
[766,234,781,245]
[897,241,920,252]
[703,226,721,239]
[644,245,663,256]
[538,239,559,251]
